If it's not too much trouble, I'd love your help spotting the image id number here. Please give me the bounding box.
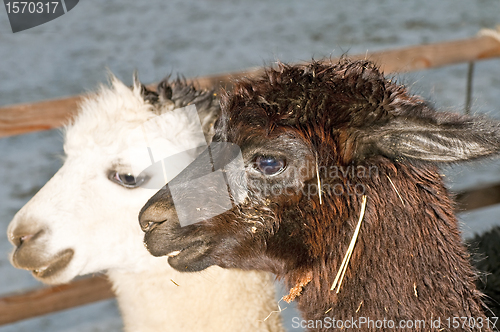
[5,2,59,14]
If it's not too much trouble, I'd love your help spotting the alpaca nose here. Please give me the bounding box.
[9,228,44,248]
[139,201,169,232]
[139,186,176,232]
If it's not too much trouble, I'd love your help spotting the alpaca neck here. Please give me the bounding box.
[107,262,283,332]
[295,165,488,331]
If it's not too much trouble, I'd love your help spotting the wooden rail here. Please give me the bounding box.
[455,183,500,211]
[0,71,255,138]
[0,276,114,326]
[0,182,498,327]
[2,34,500,138]
[1,33,500,326]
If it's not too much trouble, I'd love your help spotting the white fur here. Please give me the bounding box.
[7,78,283,332]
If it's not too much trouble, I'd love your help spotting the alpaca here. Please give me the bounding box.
[469,226,500,318]
[7,76,283,332]
[139,60,500,331]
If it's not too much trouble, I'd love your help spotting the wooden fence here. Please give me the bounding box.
[1,32,500,327]
[3,33,500,138]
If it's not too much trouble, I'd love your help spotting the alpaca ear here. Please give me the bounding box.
[133,71,159,104]
[196,92,220,141]
[157,78,173,101]
[359,115,500,162]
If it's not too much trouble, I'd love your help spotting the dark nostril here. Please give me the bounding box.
[12,233,33,247]
[11,229,44,248]
[19,234,33,245]
[139,186,177,232]
[139,204,169,232]
[140,219,159,232]
[138,214,150,232]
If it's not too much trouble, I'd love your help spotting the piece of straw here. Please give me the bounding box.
[330,195,367,293]
[386,175,404,207]
[262,298,287,322]
[316,153,322,205]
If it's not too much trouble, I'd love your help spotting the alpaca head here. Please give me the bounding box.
[7,75,219,284]
[139,60,500,279]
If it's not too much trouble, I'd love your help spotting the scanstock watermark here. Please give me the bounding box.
[247,162,378,199]
[291,316,498,330]
[125,105,247,228]
[127,104,377,228]
[3,0,79,32]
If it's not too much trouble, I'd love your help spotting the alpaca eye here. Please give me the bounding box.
[254,156,286,176]
[109,172,146,188]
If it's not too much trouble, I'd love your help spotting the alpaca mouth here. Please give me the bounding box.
[167,250,181,257]
[166,240,212,272]
[142,219,212,272]
[31,249,74,279]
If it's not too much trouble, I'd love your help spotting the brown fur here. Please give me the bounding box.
[140,60,500,331]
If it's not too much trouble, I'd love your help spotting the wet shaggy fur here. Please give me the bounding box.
[140,60,500,331]
[469,226,500,318]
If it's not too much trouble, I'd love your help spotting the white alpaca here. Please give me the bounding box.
[7,77,283,332]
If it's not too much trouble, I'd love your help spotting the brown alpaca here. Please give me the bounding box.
[139,60,500,331]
